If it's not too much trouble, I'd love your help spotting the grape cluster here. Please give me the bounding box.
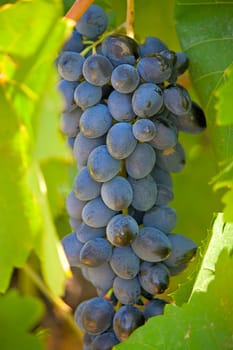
[57,4,206,349]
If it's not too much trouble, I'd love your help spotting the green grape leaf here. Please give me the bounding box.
[216,65,233,126]
[0,290,44,350]
[115,214,233,350]
[0,89,40,292]
[0,0,71,293]
[29,163,70,296]
[175,0,233,162]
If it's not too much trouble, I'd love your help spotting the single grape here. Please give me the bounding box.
[165,233,197,267]
[169,101,207,134]
[143,298,167,321]
[110,246,140,279]
[106,214,139,247]
[73,166,101,201]
[139,36,168,56]
[76,223,106,243]
[139,261,170,295]
[150,121,178,150]
[74,300,89,330]
[83,332,96,350]
[131,226,172,262]
[76,5,108,39]
[113,277,141,305]
[155,142,186,173]
[106,122,137,160]
[92,331,119,350]
[83,54,113,86]
[113,305,144,341]
[85,262,116,293]
[108,91,135,122]
[82,196,118,228]
[173,52,189,76]
[111,64,140,93]
[80,297,115,335]
[163,84,192,116]
[143,205,177,233]
[128,175,157,211]
[61,233,83,267]
[69,217,82,231]
[61,30,84,53]
[67,136,76,149]
[60,107,82,137]
[156,184,174,206]
[125,143,156,179]
[150,165,173,188]
[74,81,102,110]
[66,191,87,220]
[132,83,163,118]
[87,145,121,182]
[137,55,172,84]
[80,104,112,138]
[101,35,139,66]
[73,132,105,167]
[128,206,145,225]
[132,118,157,142]
[57,80,78,112]
[101,176,133,211]
[80,237,112,267]
[57,51,85,81]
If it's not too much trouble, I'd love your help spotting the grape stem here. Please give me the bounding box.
[64,0,94,23]
[126,0,135,38]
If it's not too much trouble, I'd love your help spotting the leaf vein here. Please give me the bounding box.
[184,37,233,52]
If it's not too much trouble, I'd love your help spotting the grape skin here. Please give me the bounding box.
[106,122,137,160]
[101,176,133,211]
[132,118,157,142]
[128,175,157,211]
[131,226,172,262]
[73,132,105,167]
[57,80,78,112]
[79,297,115,335]
[87,145,121,182]
[111,64,140,93]
[143,205,177,233]
[57,51,85,81]
[74,81,102,110]
[86,262,116,293]
[76,5,108,39]
[60,107,82,137]
[113,305,144,341]
[66,191,87,220]
[139,261,170,295]
[80,237,112,267]
[106,214,139,247]
[76,223,106,243]
[61,233,83,268]
[110,246,140,279]
[73,166,101,201]
[137,55,172,84]
[125,143,156,179]
[83,54,113,86]
[79,104,112,138]
[82,196,118,228]
[132,83,164,118]
[113,276,141,305]
[108,91,136,122]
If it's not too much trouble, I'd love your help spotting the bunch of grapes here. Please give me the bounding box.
[57,4,206,349]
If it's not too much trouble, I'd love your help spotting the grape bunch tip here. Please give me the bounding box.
[57,4,207,349]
